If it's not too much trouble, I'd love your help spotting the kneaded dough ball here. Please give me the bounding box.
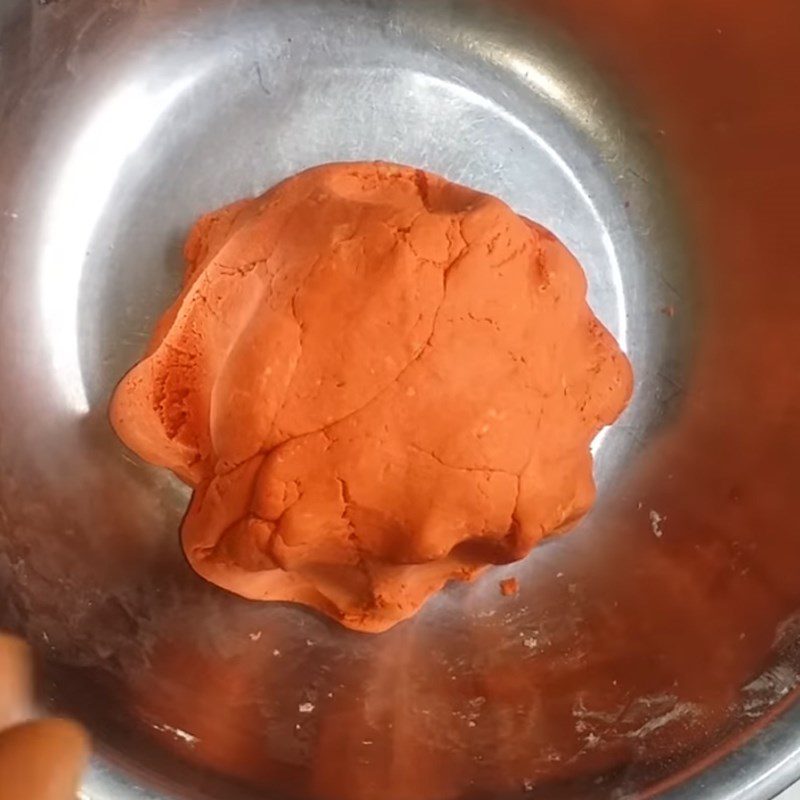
[111,162,632,632]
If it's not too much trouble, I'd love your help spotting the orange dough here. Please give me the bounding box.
[110,162,632,632]
[499,578,520,597]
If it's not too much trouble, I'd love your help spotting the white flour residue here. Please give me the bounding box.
[772,612,800,650]
[584,732,601,748]
[573,695,619,726]
[572,693,702,744]
[741,664,799,718]
[635,692,681,709]
[624,701,701,739]
[649,509,666,537]
[572,696,621,747]
[452,695,486,728]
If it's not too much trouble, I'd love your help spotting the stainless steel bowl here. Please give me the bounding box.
[1,1,799,798]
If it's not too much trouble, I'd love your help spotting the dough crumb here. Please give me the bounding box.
[499,578,520,597]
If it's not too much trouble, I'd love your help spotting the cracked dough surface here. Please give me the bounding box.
[110,162,632,632]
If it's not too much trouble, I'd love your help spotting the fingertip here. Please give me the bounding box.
[0,634,33,729]
[0,718,90,800]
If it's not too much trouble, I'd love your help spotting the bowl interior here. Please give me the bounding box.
[0,1,798,799]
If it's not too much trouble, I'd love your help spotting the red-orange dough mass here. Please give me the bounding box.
[110,162,632,632]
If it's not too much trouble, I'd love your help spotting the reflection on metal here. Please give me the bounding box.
[39,79,192,415]
[505,53,570,105]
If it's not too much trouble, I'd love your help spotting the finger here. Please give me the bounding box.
[0,634,33,730]
[0,719,89,800]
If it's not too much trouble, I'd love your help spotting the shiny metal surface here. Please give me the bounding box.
[0,0,798,798]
